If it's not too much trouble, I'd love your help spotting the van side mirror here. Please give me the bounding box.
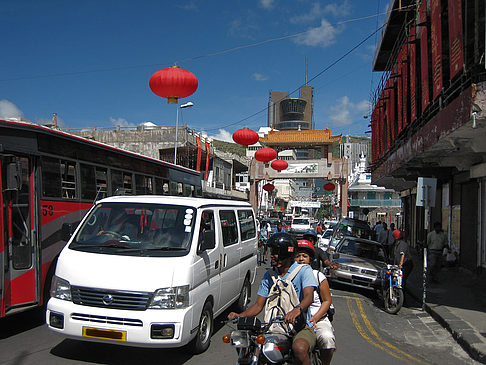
[6,162,21,191]
[199,230,216,252]
[61,223,75,242]
[331,253,340,260]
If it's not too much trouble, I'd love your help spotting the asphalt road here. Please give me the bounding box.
[0,265,480,365]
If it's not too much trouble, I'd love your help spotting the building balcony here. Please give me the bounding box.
[348,199,401,208]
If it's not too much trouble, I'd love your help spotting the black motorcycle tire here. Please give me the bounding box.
[383,286,404,314]
[188,301,213,354]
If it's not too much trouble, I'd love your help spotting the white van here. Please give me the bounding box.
[46,196,258,353]
[290,217,312,236]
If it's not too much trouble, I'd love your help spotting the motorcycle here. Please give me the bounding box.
[380,264,404,314]
[223,315,321,365]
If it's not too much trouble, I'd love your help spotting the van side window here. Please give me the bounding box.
[199,210,215,248]
[237,209,256,241]
[219,210,238,247]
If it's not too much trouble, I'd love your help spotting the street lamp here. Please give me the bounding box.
[174,101,194,164]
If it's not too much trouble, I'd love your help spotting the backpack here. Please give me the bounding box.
[264,264,306,335]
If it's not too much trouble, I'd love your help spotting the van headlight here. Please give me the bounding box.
[50,276,72,301]
[148,285,189,309]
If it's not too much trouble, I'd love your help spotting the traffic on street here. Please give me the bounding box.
[0,262,479,365]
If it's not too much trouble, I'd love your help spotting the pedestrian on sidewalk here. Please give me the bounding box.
[378,222,395,263]
[393,230,413,292]
[372,221,383,241]
[426,222,450,284]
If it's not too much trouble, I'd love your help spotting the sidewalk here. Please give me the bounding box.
[406,247,486,364]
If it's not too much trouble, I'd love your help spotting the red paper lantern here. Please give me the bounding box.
[324,183,335,191]
[263,183,275,192]
[271,159,288,172]
[149,66,198,104]
[232,128,259,146]
[255,147,277,162]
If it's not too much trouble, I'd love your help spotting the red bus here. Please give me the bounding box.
[0,119,202,317]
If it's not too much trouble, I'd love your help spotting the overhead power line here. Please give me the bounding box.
[204,23,386,132]
[0,9,396,83]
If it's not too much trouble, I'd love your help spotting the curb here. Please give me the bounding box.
[406,287,486,364]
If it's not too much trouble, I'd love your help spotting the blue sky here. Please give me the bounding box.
[1,0,388,141]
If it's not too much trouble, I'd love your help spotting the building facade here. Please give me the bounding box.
[371,0,486,272]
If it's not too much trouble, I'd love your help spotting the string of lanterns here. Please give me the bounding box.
[232,127,290,192]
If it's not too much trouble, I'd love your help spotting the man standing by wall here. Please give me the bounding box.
[426,222,449,284]
[378,222,395,262]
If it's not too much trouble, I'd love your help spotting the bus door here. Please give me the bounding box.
[1,156,37,313]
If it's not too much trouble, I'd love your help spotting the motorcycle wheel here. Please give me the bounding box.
[383,287,404,314]
[188,301,213,354]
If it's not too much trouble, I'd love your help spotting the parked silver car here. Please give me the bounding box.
[328,237,386,290]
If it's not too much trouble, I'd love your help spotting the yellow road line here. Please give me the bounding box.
[346,298,414,364]
[355,299,430,365]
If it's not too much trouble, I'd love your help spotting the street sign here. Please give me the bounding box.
[416,177,437,207]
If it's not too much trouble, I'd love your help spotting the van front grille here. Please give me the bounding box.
[71,312,143,326]
[71,286,152,311]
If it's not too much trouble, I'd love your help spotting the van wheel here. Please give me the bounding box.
[234,278,250,312]
[188,301,213,354]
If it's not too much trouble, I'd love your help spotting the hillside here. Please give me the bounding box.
[212,139,246,157]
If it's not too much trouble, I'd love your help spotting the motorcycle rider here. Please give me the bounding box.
[303,230,338,271]
[228,232,318,365]
[296,240,336,365]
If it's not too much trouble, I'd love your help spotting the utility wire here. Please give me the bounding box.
[203,23,386,132]
[0,9,401,83]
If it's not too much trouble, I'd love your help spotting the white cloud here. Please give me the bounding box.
[210,129,234,143]
[252,73,268,81]
[0,100,23,118]
[329,96,370,126]
[181,1,197,11]
[291,1,350,24]
[323,1,351,17]
[110,117,136,127]
[228,15,259,38]
[294,19,341,48]
[260,0,275,9]
[290,3,323,24]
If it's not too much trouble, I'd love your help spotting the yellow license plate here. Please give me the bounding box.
[82,326,127,341]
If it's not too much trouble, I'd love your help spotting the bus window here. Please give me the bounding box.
[11,157,32,269]
[123,172,133,194]
[41,157,61,198]
[169,181,178,195]
[163,180,170,195]
[136,175,153,195]
[111,169,122,194]
[80,164,96,200]
[183,184,192,197]
[154,178,163,195]
[61,160,76,199]
[96,168,108,199]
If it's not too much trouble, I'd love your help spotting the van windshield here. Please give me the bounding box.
[70,202,196,257]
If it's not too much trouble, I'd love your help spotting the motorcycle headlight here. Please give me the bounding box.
[148,285,189,309]
[50,276,72,301]
[230,330,250,348]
